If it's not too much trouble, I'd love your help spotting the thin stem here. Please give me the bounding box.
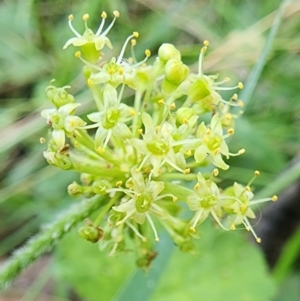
[0,195,105,291]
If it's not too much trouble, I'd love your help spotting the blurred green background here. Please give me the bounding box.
[0,0,300,300]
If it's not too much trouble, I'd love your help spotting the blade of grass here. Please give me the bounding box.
[239,0,293,108]
[272,228,300,284]
[112,231,174,301]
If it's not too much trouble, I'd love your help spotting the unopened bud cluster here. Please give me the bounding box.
[41,11,276,267]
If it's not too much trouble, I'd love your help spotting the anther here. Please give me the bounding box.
[238,82,244,89]
[87,78,93,87]
[230,224,236,230]
[75,51,81,58]
[39,137,46,144]
[116,181,123,187]
[101,11,107,18]
[227,128,234,135]
[183,118,188,124]
[68,14,74,21]
[254,170,260,176]
[213,168,219,177]
[145,49,151,57]
[157,99,165,105]
[256,238,262,243]
[203,40,209,46]
[97,147,103,154]
[186,150,192,156]
[189,227,196,234]
[113,10,120,18]
[194,183,200,190]
[133,31,139,38]
[238,148,245,155]
[238,100,244,107]
[272,195,278,202]
[245,185,251,191]
[131,39,137,46]
[169,103,176,110]
[184,168,190,174]
[172,196,178,202]
[137,129,143,135]
[82,14,89,21]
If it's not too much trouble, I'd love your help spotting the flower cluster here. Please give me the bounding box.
[41,11,277,268]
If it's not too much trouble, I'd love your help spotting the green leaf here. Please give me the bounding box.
[151,222,276,301]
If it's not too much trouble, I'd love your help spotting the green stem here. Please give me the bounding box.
[0,195,105,291]
[158,172,198,181]
[93,194,121,225]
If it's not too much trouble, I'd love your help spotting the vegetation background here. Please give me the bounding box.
[0,0,299,300]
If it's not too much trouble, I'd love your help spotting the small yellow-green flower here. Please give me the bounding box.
[111,170,175,241]
[63,11,119,62]
[187,172,224,233]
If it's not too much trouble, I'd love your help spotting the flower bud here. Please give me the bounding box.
[92,180,112,195]
[164,59,189,85]
[78,225,104,243]
[176,107,196,124]
[158,43,181,63]
[46,85,75,108]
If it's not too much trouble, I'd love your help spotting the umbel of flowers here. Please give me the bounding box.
[41,11,277,267]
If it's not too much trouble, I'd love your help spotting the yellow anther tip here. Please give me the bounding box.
[169,103,176,110]
[272,195,278,202]
[87,78,93,87]
[101,11,107,18]
[254,170,260,176]
[238,82,244,89]
[75,51,81,58]
[230,224,236,230]
[172,197,178,202]
[133,31,139,38]
[131,39,137,46]
[145,49,151,57]
[184,168,190,174]
[113,10,120,18]
[238,148,246,155]
[194,183,200,190]
[224,77,230,82]
[116,181,123,187]
[39,137,46,144]
[82,13,89,21]
[203,40,209,46]
[227,128,234,135]
[68,14,74,21]
[97,147,103,154]
[238,100,244,107]
[189,227,196,234]
[256,238,262,243]
[213,168,219,177]
[155,237,160,242]
[157,99,165,105]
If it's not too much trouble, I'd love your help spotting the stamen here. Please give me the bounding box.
[116,208,135,226]
[243,217,261,243]
[82,13,89,30]
[210,210,228,230]
[145,213,159,241]
[75,52,102,71]
[214,82,243,91]
[96,11,107,36]
[101,11,120,37]
[117,32,138,64]
[126,221,147,241]
[191,208,204,230]
[68,15,81,37]
[250,197,276,205]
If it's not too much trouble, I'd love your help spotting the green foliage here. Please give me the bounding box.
[54,222,275,301]
[1,0,300,299]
